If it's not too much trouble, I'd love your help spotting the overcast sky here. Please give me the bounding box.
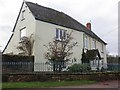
[0,0,119,55]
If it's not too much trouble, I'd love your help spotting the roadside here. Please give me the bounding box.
[2,80,119,90]
[2,80,96,89]
[57,80,119,88]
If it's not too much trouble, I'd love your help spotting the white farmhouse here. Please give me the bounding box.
[3,1,107,71]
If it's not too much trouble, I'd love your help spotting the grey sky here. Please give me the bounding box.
[0,0,118,55]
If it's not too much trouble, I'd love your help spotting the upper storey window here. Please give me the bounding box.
[21,10,25,20]
[20,27,26,39]
[92,39,96,49]
[56,28,66,41]
[101,44,104,53]
[83,34,88,49]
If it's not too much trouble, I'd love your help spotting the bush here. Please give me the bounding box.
[67,64,91,73]
[101,67,107,72]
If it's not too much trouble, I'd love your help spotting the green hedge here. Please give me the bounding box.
[67,64,91,73]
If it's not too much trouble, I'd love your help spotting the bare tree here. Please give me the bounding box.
[17,34,34,56]
[44,31,77,72]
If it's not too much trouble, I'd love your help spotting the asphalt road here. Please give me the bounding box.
[58,80,119,88]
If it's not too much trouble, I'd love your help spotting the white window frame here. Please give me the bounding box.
[83,34,88,49]
[56,28,66,41]
[20,27,26,39]
[92,39,96,49]
[102,44,104,51]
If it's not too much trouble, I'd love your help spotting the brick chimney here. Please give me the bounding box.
[86,22,91,30]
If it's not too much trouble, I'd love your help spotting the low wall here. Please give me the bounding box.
[2,72,119,82]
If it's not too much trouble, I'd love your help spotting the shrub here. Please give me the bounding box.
[67,64,91,73]
[101,67,107,72]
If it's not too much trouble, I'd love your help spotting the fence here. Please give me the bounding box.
[2,54,34,73]
[2,62,34,73]
[2,62,73,73]
[107,63,120,72]
[2,62,120,74]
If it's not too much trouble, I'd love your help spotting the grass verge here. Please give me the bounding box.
[2,80,96,88]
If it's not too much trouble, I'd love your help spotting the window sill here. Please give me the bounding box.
[55,39,66,42]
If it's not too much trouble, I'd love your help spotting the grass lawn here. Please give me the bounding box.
[2,80,96,88]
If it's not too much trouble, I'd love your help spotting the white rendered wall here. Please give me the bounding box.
[3,2,36,55]
[34,20,83,71]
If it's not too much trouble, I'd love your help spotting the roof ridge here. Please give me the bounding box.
[26,1,89,30]
[26,1,63,14]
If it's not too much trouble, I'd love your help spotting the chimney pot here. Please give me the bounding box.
[86,22,91,30]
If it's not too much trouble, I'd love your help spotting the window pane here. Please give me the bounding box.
[60,30,62,40]
[56,29,59,39]
[20,28,26,38]
[94,40,96,49]
[85,36,87,48]
[102,44,104,51]
[84,34,87,48]
[63,30,66,39]
[56,28,67,41]
[92,39,96,49]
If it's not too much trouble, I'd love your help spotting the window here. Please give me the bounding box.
[92,39,96,49]
[102,60,104,65]
[56,28,66,41]
[91,60,95,66]
[83,34,88,48]
[20,27,26,39]
[93,60,95,65]
[102,44,104,52]
[21,10,25,20]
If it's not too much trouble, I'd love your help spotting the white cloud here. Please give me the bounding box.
[0,25,12,51]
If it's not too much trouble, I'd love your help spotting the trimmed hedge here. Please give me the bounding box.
[2,54,34,62]
[2,54,34,73]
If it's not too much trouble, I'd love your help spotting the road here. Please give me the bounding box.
[58,80,119,88]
